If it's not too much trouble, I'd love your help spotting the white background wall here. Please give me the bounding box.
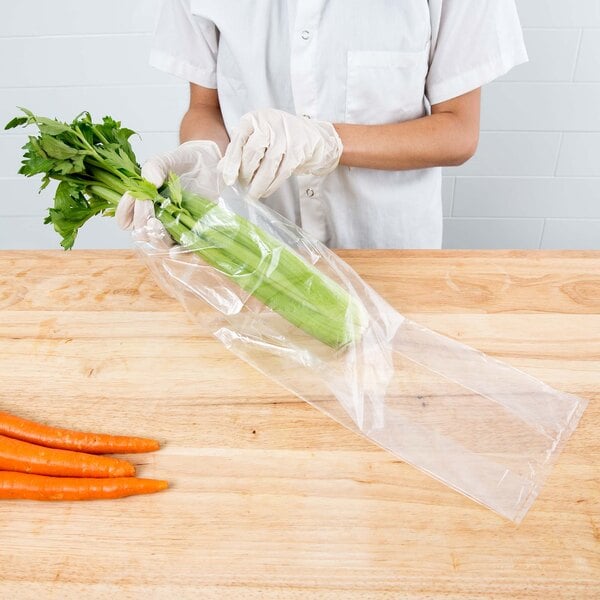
[0,0,599,250]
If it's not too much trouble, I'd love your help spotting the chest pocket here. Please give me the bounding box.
[345,48,430,125]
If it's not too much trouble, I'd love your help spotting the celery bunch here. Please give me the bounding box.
[6,109,366,348]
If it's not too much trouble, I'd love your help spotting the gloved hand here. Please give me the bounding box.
[116,140,223,248]
[219,108,343,202]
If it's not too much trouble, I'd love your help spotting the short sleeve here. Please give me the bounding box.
[426,0,528,106]
[149,0,218,88]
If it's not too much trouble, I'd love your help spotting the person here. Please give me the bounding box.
[117,0,527,249]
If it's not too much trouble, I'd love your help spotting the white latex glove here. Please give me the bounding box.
[116,140,223,248]
[219,108,343,201]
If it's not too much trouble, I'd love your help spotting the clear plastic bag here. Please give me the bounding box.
[133,181,587,523]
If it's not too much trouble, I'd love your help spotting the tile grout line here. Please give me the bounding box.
[393,175,600,180]
[519,26,600,30]
[480,131,600,135]
[553,132,564,176]
[0,133,181,142]
[4,175,600,182]
[450,177,457,217]
[488,81,600,86]
[13,26,600,37]
[10,81,600,91]
[538,219,547,250]
[0,32,153,41]
[571,28,584,82]
[0,130,180,137]
[440,217,600,222]
[479,130,600,134]
[0,83,186,91]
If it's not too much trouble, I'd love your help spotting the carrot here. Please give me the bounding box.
[0,410,160,454]
[0,471,168,501]
[0,435,135,478]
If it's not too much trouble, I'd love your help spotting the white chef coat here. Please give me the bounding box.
[150,0,527,249]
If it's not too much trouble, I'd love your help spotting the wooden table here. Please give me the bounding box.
[0,250,598,599]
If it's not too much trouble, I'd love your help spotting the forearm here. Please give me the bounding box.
[179,104,230,154]
[334,89,481,171]
[334,114,474,170]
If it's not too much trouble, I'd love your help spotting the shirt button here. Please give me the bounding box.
[305,188,315,198]
[301,30,311,40]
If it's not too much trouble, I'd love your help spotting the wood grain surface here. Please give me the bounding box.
[0,250,598,599]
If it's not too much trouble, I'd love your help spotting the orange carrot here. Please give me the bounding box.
[0,435,135,478]
[0,471,168,501]
[0,410,160,454]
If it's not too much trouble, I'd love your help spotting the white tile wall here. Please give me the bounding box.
[0,216,67,249]
[0,36,172,88]
[0,85,188,134]
[451,132,561,176]
[556,134,600,177]
[453,178,600,218]
[441,177,454,217]
[0,180,47,217]
[443,218,545,250]
[481,83,600,132]
[1,0,162,36]
[446,0,600,249]
[517,0,600,28]
[0,0,599,250]
[541,219,600,249]
[500,29,581,82]
[1,216,132,250]
[574,30,600,82]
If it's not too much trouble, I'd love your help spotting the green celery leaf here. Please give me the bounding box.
[36,118,73,136]
[116,147,139,173]
[76,121,95,146]
[19,155,56,177]
[71,111,93,125]
[165,172,183,208]
[40,174,51,191]
[26,136,47,158]
[69,154,87,174]
[45,180,109,249]
[4,116,28,130]
[39,135,80,160]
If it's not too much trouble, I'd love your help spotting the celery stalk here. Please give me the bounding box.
[160,193,366,348]
[6,109,366,348]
